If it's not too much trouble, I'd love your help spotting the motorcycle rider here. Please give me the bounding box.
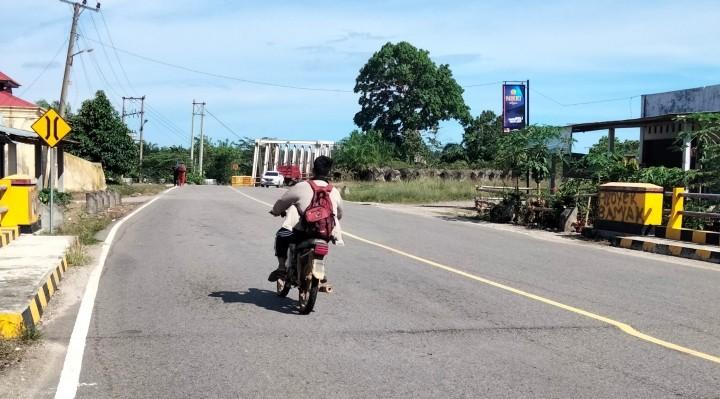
[268,155,343,282]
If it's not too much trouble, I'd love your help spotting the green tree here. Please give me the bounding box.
[578,137,641,183]
[67,91,138,177]
[140,144,190,182]
[463,110,503,165]
[203,138,254,184]
[677,113,720,191]
[353,41,470,160]
[439,143,466,165]
[587,136,639,158]
[495,125,564,190]
[36,99,70,116]
[334,130,394,173]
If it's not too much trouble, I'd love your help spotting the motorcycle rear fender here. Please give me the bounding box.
[311,258,325,281]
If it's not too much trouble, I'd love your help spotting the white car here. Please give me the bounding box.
[260,171,284,188]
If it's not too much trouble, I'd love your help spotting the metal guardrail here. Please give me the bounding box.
[664,191,720,201]
[667,188,720,235]
[679,210,720,219]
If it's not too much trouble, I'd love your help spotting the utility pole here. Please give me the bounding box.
[121,96,146,162]
[59,0,99,118]
[199,102,206,176]
[190,99,195,168]
[53,0,98,234]
[192,100,206,175]
[139,95,145,165]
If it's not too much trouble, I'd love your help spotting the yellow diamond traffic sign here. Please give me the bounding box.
[31,108,72,148]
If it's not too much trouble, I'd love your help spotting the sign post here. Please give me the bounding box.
[30,109,72,234]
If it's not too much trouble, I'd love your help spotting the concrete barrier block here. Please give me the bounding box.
[103,191,112,208]
[97,191,107,209]
[86,192,98,214]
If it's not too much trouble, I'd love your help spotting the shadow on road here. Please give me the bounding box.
[208,289,297,314]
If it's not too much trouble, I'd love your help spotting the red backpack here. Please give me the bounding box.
[302,180,336,241]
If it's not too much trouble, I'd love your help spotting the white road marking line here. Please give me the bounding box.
[230,186,720,365]
[54,187,176,399]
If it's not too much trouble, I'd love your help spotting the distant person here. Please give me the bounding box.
[177,162,187,186]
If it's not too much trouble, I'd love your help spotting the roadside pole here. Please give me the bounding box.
[54,0,99,232]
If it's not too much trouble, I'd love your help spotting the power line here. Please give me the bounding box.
[88,12,127,94]
[463,81,503,88]
[18,38,68,97]
[531,88,639,107]
[90,13,195,145]
[78,24,186,144]
[205,108,244,140]
[99,10,134,93]
[79,35,355,93]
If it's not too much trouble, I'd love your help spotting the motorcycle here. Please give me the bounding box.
[276,238,330,314]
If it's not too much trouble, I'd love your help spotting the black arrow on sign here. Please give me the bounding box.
[44,116,52,140]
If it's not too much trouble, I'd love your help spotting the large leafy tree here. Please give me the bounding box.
[353,41,470,159]
[463,110,503,165]
[439,143,467,165]
[67,91,138,177]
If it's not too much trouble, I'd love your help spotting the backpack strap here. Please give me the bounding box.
[308,179,333,193]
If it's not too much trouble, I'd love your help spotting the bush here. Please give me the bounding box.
[186,172,204,185]
[39,188,72,206]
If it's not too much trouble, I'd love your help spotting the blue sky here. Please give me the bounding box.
[2,0,720,153]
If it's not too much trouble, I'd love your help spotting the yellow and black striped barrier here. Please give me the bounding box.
[0,256,69,338]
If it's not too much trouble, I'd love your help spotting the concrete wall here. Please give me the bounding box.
[63,153,106,192]
[642,84,720,117]
[0,106,44,130]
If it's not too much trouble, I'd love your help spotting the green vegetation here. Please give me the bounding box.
[67,91,138,178]
[39,188,72,206]
[58,213,112,245]
[108,183,167,197]
[354,41,470,163]
[66,243,90,267]
[342,179,476,204]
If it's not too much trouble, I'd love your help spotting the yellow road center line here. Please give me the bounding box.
[231,187,720,365]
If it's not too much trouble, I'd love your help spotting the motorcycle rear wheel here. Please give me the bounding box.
[298,277,319,315]
[276,277,291,297]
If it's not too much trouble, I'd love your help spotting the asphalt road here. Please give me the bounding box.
[72,185,720,398]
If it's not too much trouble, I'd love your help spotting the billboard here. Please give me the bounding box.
[503,84,526,131]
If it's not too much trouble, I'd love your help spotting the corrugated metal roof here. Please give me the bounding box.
[0,91,37,108]
[0,72,20,88]
[0,124,77,146]
[568,113,691,133]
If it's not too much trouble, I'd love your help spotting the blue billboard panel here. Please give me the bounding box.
[503,84,526,131]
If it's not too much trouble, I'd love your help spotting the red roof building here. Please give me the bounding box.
[0,72,37,108]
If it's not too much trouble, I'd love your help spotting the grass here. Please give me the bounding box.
[66,243,90,266]
[341,179,477,204]
[108,183,167,197]
[58,213,113,245]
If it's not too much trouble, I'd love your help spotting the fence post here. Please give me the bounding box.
[667,187,685,240]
